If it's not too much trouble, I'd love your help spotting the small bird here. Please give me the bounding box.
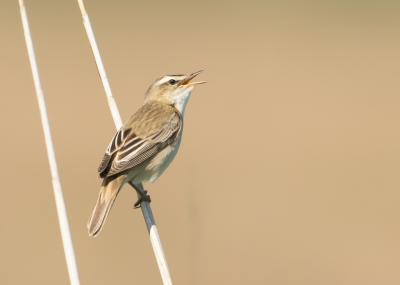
[87,70,206,236]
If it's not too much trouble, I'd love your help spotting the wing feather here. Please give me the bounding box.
[98,108,181,178]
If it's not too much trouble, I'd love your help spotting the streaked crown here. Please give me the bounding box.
[145,71,206,102]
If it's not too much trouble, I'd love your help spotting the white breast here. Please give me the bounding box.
[132,134,182,184]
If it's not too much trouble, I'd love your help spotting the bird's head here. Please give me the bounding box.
[145,70,206,113]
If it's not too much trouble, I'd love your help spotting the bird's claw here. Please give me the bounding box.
[133,190,151,209]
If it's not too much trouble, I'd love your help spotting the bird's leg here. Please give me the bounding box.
[128,182,151,209]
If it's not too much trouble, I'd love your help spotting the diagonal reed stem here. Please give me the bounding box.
[18,1,80,285]
[76,1,173,284]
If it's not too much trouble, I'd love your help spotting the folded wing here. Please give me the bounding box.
[98,110,181,178]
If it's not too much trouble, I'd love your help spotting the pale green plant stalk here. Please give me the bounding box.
[18,1,80,284]
[76,1,173,284]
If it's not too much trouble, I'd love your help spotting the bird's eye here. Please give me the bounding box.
[169,79,176,85]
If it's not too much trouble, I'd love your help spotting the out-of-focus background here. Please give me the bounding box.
[1,0,400,284]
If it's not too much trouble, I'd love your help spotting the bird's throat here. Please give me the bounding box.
[173,88,193,118]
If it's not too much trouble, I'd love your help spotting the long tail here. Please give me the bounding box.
[87,174,127,237]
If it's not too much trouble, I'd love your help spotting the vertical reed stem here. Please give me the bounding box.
[76,1,173,284]
[18,1,80,284]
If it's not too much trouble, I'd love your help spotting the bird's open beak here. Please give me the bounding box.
[181,70,207,87]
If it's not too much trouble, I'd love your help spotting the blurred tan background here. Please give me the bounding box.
[1,0,400,284]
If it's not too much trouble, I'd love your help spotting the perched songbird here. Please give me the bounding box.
[88,70,206,236]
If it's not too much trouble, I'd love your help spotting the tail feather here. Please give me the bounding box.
[87,174,127,237]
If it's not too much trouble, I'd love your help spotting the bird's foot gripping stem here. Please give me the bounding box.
[134,190,151,209]
[128,182,151,209]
